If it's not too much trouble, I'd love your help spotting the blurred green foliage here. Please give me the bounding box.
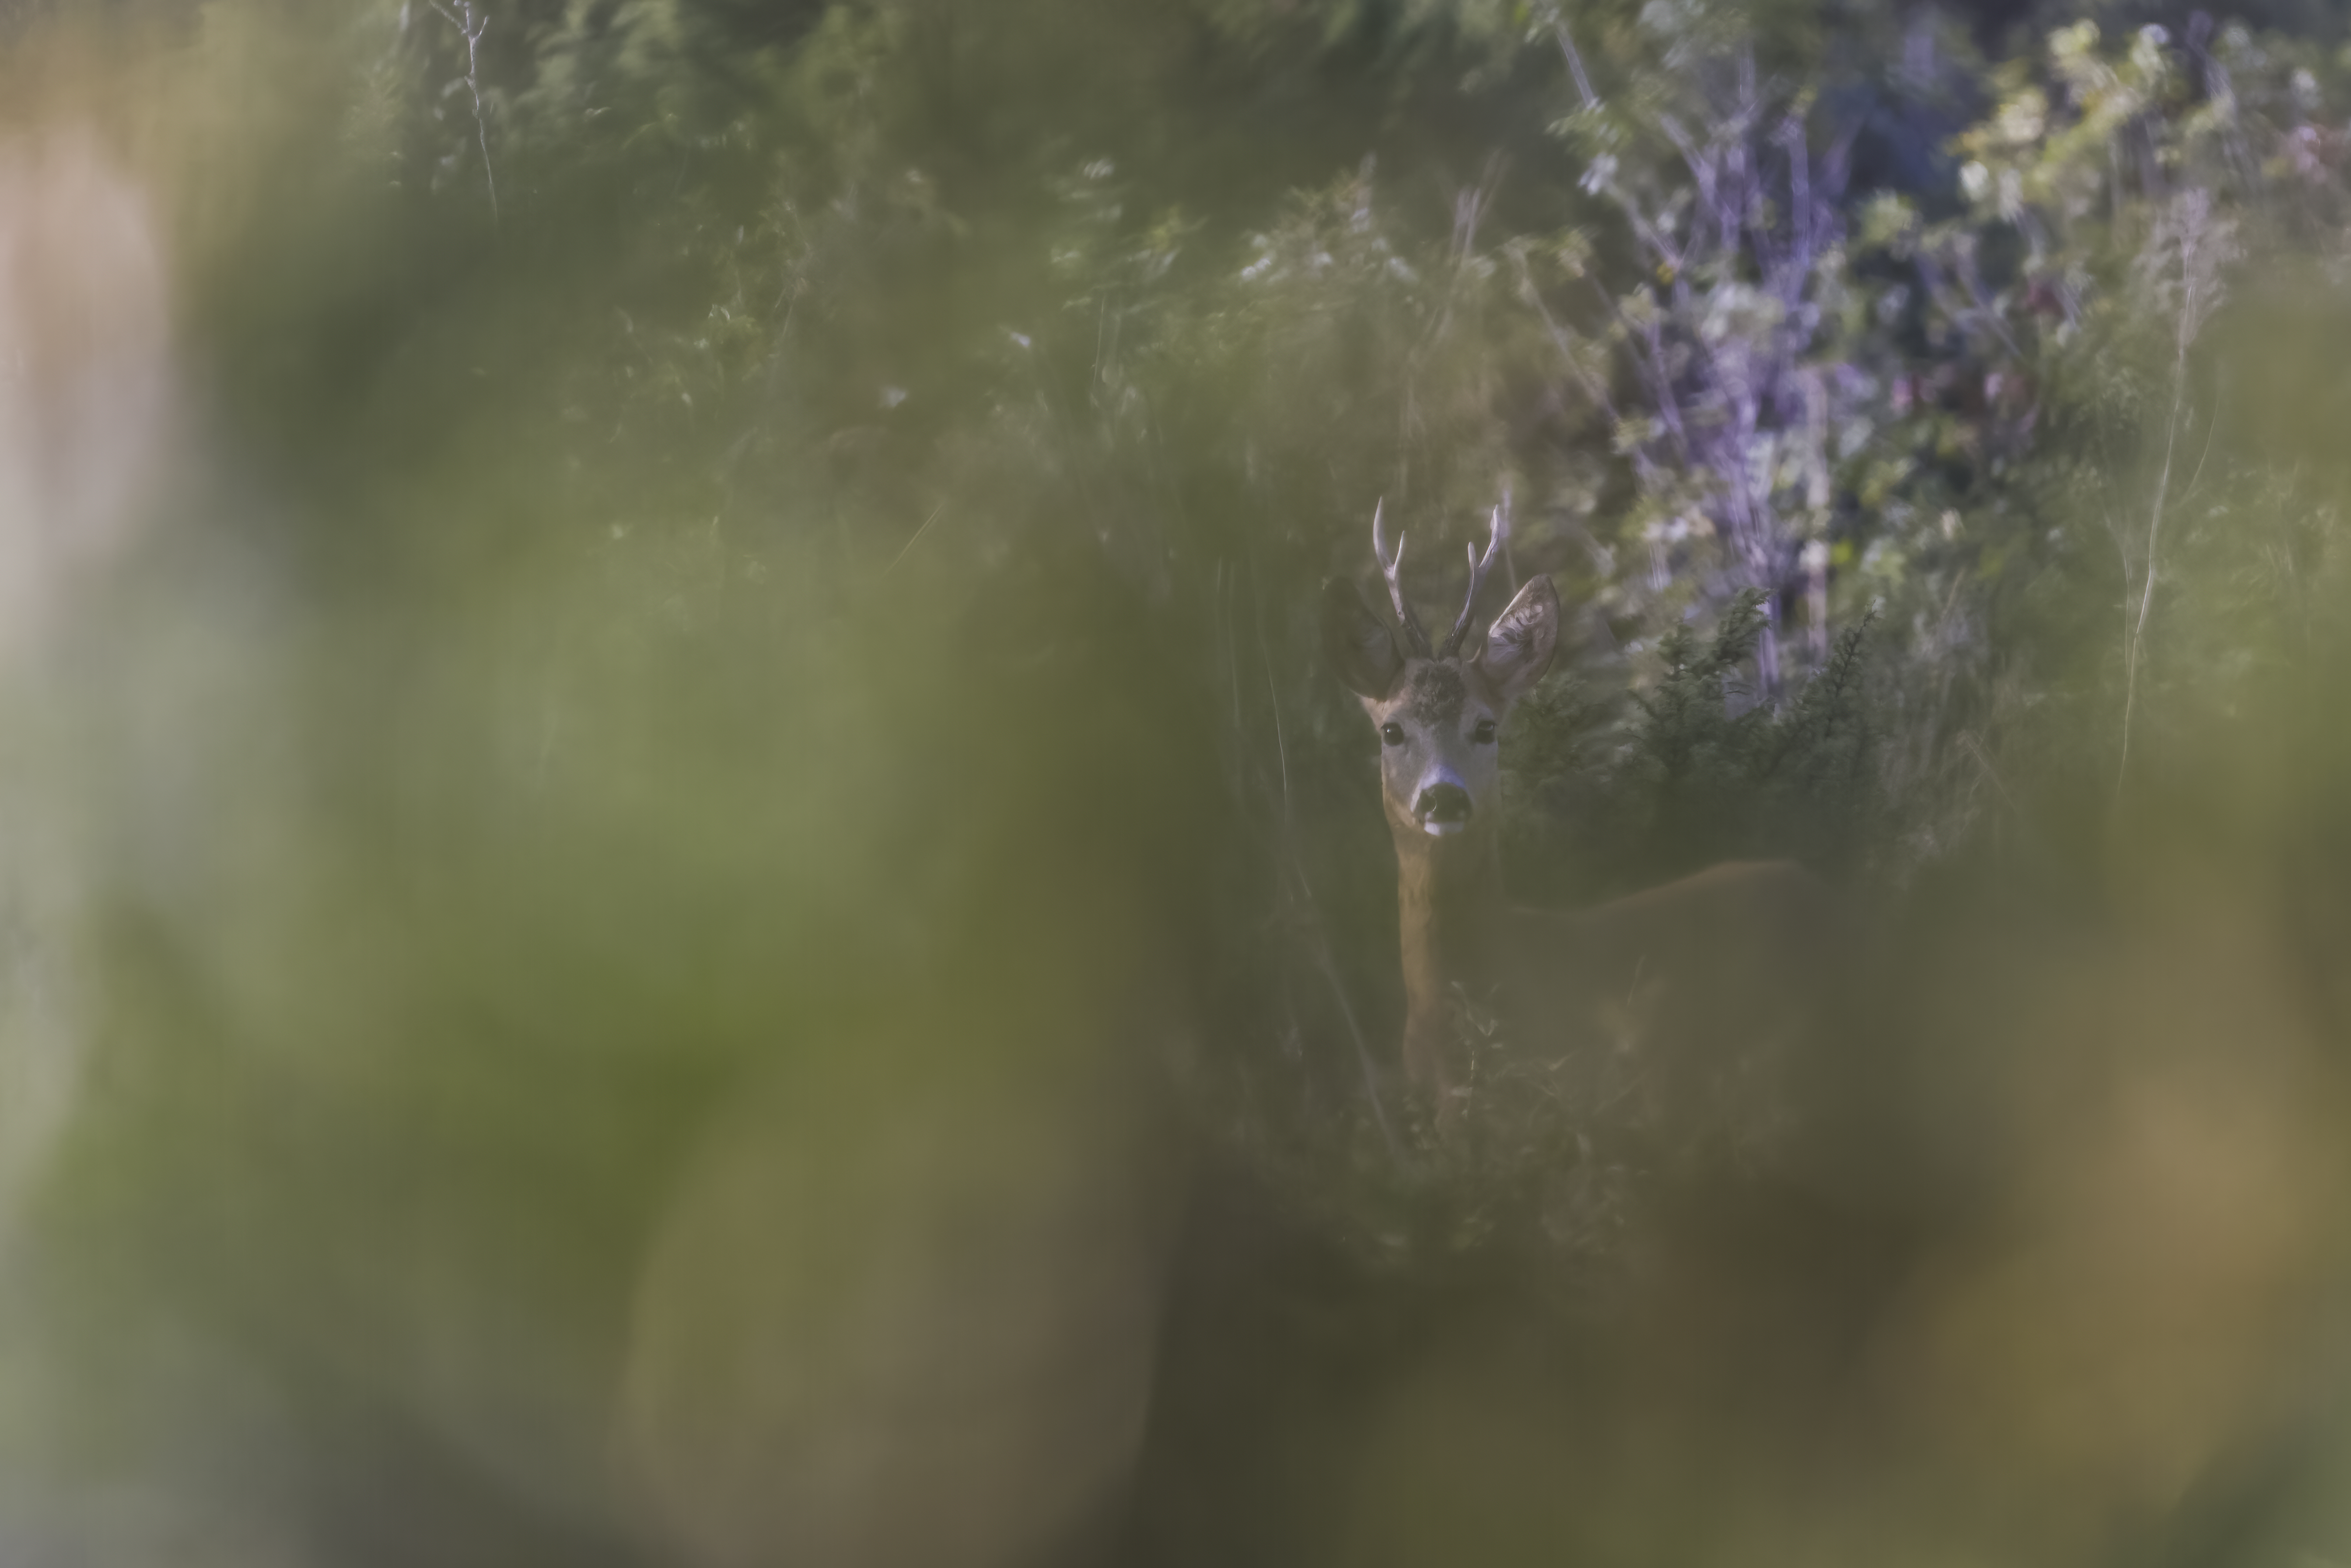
[12,0,2351,1564]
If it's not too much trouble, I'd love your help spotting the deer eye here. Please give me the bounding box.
[1473,718,1497,744]
[1379,722,1405,747]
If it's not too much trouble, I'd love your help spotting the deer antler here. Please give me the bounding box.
[1439,505,1506,658]
[1371,498,1434,658]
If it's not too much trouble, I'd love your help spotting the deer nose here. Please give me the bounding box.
[1416,782,1472,827]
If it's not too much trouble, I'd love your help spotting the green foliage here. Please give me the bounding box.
[1225,979,1643,1276]
[31,1,2351,1559]
[69,0,2351,1270]
[1497,590,1878,904]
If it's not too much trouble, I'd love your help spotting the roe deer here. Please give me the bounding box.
[1323,504,1834,1138]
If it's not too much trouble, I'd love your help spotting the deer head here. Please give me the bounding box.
[1322,502,1558,845]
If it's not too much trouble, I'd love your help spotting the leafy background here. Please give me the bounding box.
[11,0,2351,1564]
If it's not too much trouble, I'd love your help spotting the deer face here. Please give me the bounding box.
[1321,507,1559,843]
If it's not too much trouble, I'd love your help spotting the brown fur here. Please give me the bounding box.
[1324,562,1832,1125]
[1394,817,1831,1143]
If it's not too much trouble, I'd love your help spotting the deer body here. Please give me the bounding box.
[1326,507,1831,1121]
[1400,831,1832,1140]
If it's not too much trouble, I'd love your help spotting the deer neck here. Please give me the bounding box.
[1391,824,1510,1082]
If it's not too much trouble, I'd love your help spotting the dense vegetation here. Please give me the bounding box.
[12,1,2351,1564]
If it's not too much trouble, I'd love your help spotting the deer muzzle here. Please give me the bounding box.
[1414,781,1473,836]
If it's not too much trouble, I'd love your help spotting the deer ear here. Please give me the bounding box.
[1476,575,1558,703]
[1320,577,1403,700]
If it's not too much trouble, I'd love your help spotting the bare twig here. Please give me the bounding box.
[1553,19,1598,111]
[1243,557,1398,1154]
[2118,192,2237,790]
[2117,312,2189,789]
[1961,732,2022,817]
[884,500,948,577]
[1511,247,1622,423]
[1251,561,1291,825]
[432,0,499,228]
[1293,860,1399,1158]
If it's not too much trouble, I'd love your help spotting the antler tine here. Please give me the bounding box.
[1439,505,1507,658]
[1370,497,1433,658]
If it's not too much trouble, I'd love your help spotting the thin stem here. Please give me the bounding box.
[1512,248,1621,423]
[432,0,499,228]
[2118,281,2195,790]
[884,500,948,577]
[1553,19,1598,110]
